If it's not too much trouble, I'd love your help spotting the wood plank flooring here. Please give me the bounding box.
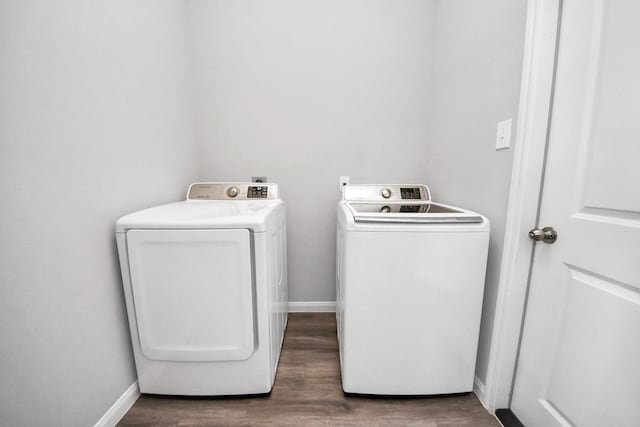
[119,313,500,426]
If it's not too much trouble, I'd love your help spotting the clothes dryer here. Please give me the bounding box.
[116,182,287,395]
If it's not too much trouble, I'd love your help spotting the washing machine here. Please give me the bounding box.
[116,182,287,396]
[336,184,490,395]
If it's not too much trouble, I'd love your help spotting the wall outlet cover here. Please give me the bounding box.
[339,176,350,192]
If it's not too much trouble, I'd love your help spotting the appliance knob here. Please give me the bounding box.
[227,186,239,198]
[381,188,392,199]
[380,205,391,213]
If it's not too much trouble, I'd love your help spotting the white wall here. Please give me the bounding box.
[427,0,527,385]
[188,0,437,302]
[0,1,526,421]
[0,1,197,426]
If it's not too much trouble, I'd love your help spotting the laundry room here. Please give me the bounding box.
[2,0,638,426]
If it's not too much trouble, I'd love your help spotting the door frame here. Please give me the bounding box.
[480,0,563,412]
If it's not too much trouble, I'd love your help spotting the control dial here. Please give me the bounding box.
[381,188,392,199]
[227,186,239,198]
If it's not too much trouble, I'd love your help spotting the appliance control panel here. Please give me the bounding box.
[187,182,279,200]
[343,184,431,203]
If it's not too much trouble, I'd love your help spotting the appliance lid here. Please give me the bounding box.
[345,202,484,223]
[116,199,282,233]
[116,182,282,232]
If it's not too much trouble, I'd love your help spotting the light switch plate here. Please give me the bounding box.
[496,119,512,150]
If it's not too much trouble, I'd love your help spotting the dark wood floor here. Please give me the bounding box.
[119,313,500,426]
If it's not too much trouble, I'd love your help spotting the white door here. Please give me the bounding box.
[127,229,255,362]
[510,0,640,426]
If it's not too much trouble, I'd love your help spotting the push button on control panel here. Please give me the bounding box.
[247,185,268,198]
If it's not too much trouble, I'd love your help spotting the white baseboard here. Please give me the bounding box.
[473,375,491,411]
[288,301,336,313]
[94,381,140,427]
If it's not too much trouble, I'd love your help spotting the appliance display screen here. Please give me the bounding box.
[400,187,422,200]
[247,186,268,198]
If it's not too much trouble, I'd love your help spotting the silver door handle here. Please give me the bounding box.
[528,226,557,244]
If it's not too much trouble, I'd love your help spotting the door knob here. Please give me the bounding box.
[528,226,557,244]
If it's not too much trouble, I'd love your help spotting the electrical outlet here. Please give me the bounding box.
[339,176,350,192]
[252,176,267,183]
[496,119,512,150]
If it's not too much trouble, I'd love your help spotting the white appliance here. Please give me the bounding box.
[116,182,287,396]
[336,184,490,395]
